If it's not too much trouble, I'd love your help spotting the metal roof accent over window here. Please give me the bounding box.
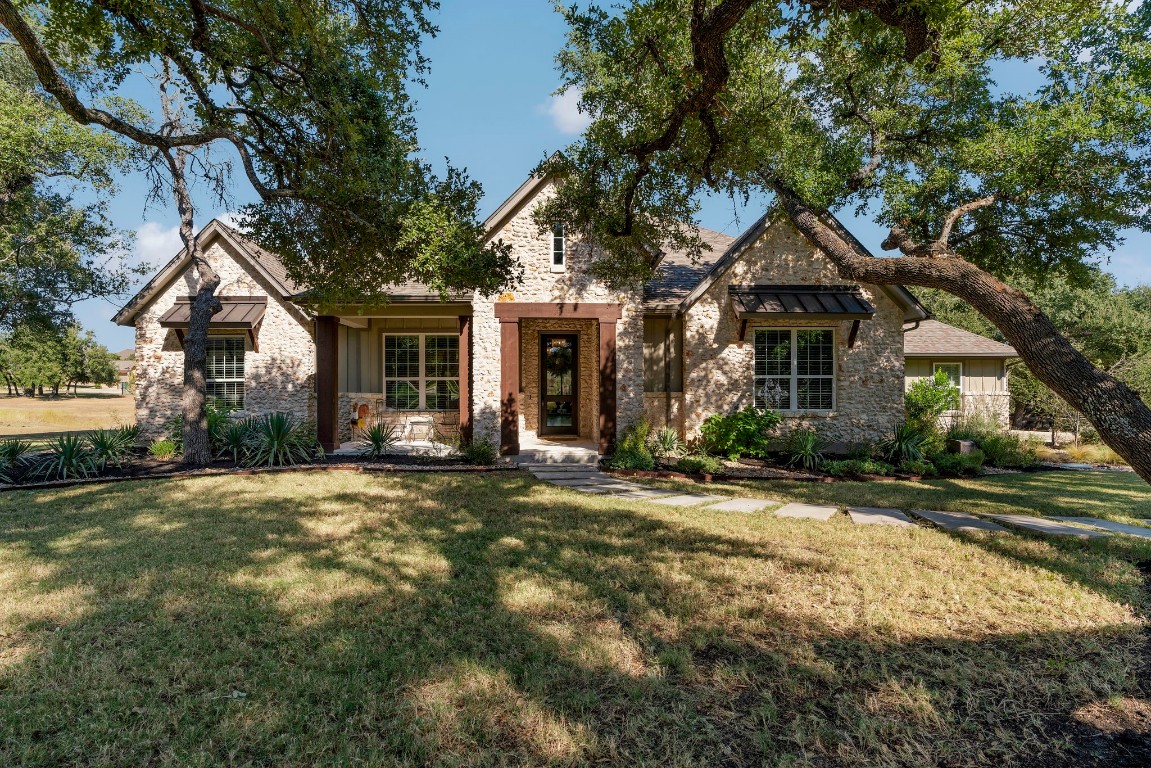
[728,285,875,320]
[158,296,268,329]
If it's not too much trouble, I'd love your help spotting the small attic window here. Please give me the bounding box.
[551,223,566,272]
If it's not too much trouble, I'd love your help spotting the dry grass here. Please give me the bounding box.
[0,471,1149,766]
[0,389,134,438]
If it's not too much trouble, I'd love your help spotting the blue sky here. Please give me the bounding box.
[75,0,1150,351]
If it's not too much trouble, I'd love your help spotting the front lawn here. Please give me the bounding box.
[1,471,1149,766]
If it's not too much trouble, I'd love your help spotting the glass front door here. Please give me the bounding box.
[540,334,578,436]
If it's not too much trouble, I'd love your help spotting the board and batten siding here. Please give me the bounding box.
[905,356,1011,424]
[337,317,459,393]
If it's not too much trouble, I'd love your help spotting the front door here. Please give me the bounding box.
[540,334,578,436]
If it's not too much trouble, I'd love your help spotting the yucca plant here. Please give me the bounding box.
[216,419,253,465]
[648,427,686,461]
[880,422,926,464]
[0,439,36,484]
[86,425,138,471]
[32,435,97,481]
[785,428,826,471]
[359,422,401,460]
[245,413,317,467]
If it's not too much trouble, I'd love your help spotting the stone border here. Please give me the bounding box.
[0,461,519,494]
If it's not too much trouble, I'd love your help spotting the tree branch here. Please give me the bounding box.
[936,194,996,247]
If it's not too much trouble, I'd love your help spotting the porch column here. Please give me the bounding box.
[315,315,339,452]
[499,318,520,455]
[598,319,617,454]
[458,315,472,443]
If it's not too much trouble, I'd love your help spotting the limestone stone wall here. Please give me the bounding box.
[520,319,598,442]
[133,236,316,439]
[471,179,645,450]
[644,393,685,435]
[682,220,905,449]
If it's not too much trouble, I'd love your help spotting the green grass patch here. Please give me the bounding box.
[0,471,1148,766]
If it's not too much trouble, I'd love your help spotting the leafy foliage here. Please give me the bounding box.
[605,419,655,471]
[905,370,959,433]
[823,458,895,478]
[148,439,178,459]
[358,422,401,460]
[31,434,96,481]
[245,413,318,468]
[785,428,825,471]
[675,454,723,476]
[0,323,119,395]
[461,439,499,466]
[932,449,986,477]
[699,407,782,460]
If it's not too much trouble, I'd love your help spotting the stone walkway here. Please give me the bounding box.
[523,462,1145,541]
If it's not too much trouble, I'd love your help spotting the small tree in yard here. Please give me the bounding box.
[0,1,518,465]
[535,1,1151,483]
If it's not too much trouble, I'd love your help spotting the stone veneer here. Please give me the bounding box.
[133,235,316,439]
[681,220,905,448]
[470,180,645,449]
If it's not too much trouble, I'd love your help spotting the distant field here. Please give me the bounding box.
[0,389,135,438]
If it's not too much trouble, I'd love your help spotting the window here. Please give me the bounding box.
[383,334,459,411]
[753,329,835,411]
[933,362,962,392]
[205,336,245,410]
[551,223,565,272]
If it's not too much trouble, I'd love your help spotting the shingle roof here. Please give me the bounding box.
[642,226,736,308]
[904,319,1017,357]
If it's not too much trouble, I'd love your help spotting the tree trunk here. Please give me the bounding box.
[164,147,221,467]
[771,183,1151,484]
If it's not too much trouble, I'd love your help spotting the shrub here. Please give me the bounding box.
[898,459,937,477]
[977,432,1039,469]
[932,449,985,477]
[905,369,959,432]
[0,439,35,484]
[85,425,138,471]
[649,427,686,462]
[32,435,97,481]
[148,439,179,459]
[245,413,318,467]
[822,458,894,478]
[785,428,825,471]
[606,419,656,471]
[879,422,926,464]
[946,412,1002,443]
[461,438,499,466]
[167,402,230,453]
[358,422,401,460]
[675,454,723,475]
[699,406,782,459]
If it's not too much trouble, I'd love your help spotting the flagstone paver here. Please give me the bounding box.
[1049,517,1151,539]
[774,503,838,521]
[650,493,728,507]
[706,498,779,513]
[983,514,1112,539]
[846,507,914,527]
[531,472,611,481]
[908,509,1007,533]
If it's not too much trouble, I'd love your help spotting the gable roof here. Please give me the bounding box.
[653,211,930,322]
[112,220,300,326]
[642,226,736,308]
[904,319,1017,357]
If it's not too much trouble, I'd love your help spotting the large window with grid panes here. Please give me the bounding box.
[383,334,460,411]
[753,328,836,411]
[205,336,245,410]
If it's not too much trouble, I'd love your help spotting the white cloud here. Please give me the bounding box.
[133,221,182,270]
[541,88,593,135]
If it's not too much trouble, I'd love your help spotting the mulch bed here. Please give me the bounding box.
[1,455,516,493]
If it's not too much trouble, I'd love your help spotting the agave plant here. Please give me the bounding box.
[0,439,36,484]
[648,427,686,461]
[245,413,318,467]
[86,425,139,471]
[358,422,401,460]
[32,435,97,481]
[880,422,926,464]
[785,428,826,471]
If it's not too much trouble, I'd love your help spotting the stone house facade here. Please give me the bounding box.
[117,167,957,455]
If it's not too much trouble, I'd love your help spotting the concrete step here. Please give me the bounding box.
[515,450,600,466]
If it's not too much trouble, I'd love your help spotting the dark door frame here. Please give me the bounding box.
[539,332,579,436]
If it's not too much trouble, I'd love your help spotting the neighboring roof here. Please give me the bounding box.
[904,319,1017,358]
[113,220,299,326]
[729,285,875,319]
[664,211,931,323]
[642,227,736,308]
[117,348,133,360]
[158,296,268,330]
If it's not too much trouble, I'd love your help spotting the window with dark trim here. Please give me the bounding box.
[551,223,565,271]
[205,336,245,410]
[753,329,835,411]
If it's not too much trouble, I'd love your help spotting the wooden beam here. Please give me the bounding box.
[598,319,617,454]
[315,315,340,452]
[738,318,748,343]
[338,317,369,329]
[500,319,520,455]
[494,302,623,322]
[459,315,472,443]
[847,319,862,349]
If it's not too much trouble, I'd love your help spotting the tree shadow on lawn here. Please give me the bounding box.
[0,473,1149,767]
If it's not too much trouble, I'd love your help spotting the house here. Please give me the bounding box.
[904,320,1017,424]
[114,168,936,455]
